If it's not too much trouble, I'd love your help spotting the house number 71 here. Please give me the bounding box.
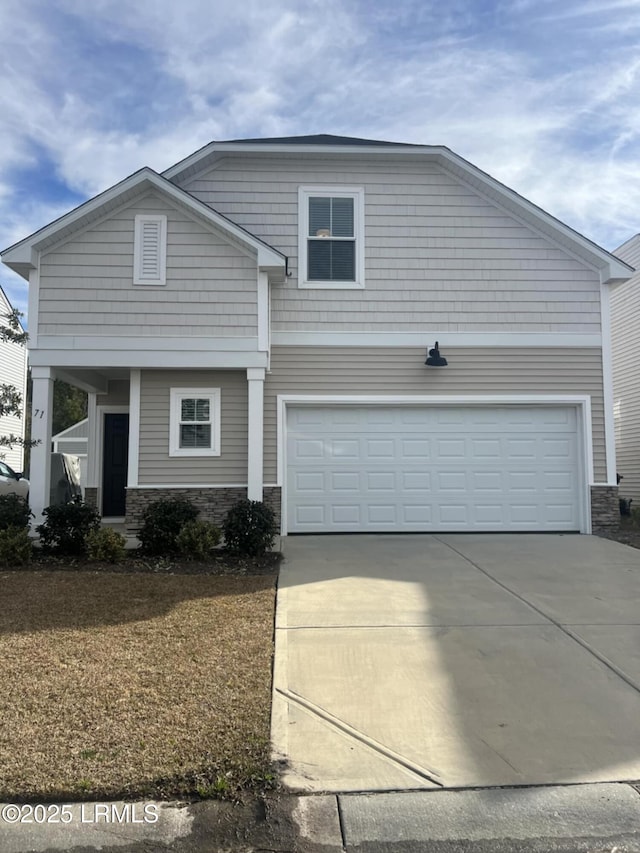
[33,409,46,419]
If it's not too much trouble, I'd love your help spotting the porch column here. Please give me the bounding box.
[247,368,265,501]
[29,366,54,529]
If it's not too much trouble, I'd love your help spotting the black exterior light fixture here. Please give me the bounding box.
[425,341,448,367]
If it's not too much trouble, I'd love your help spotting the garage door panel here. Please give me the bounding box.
[367,472,397,491]
[287,405,581,533]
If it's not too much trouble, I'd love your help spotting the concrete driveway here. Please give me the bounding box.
[272,533,640,792]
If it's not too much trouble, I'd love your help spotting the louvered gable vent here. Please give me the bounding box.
[134,214,167,285]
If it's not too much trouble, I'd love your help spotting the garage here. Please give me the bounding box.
[286,404,583,533]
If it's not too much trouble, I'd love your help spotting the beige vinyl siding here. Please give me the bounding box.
[0,294,26,471]
[138,370,247,485]
[97,380,130,408]
[38,192,258,338]
[184,157,601,333]
[263,346,606,483]
[611,236,640,500]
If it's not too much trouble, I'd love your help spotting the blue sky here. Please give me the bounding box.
[1,0,640,320]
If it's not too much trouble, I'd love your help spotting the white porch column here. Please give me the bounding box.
[247,368,265,501]
[29,366,54,529]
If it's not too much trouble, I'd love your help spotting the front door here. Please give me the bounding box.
[102,413,129,517]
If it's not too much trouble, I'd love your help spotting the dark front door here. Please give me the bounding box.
[102,413,129,517]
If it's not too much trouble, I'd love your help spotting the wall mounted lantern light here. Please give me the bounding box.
[425,341,448,367]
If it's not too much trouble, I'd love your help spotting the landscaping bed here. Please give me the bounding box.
[0,563,278,802]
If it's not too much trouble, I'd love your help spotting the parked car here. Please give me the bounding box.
[0,460,29,500]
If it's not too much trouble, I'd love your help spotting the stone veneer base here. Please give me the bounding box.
[590,485,619,535]
[125,486,282,534]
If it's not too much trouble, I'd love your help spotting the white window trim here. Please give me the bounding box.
[133,214,167,285]
[298,186,365,289]
[169,387,221,457]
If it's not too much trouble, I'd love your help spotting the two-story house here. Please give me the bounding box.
[1,134,631,535]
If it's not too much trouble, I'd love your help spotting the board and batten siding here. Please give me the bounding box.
[611,235,640,501]
[38,191,258,338]
[138,370,248,485]
[263,346,606,484]
[183,157,602,333]
[0,293,27,471]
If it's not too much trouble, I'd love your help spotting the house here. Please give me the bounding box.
[52,418,88,492]
[0,134,632,535]
[0,285,28,472]
[611,234,640,504]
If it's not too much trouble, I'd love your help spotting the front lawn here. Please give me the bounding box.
[0,568,277,801]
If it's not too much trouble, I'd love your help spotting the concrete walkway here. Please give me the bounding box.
[272,533,640,792]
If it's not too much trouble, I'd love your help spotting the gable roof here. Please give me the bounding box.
[1,168,286,280]
[224,133,416,146]
[163,134,632,286]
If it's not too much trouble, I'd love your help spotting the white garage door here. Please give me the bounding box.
[286,405,582,533]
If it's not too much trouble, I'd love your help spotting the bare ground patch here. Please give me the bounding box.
[0,570,277,801]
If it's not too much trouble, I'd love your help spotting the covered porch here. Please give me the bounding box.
[29,365,270,530]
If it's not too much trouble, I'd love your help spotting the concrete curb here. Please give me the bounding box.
[2,784,640,851]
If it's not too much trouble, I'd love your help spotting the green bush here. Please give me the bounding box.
[0,525,32,567]
[176,519,221,560]
[36,500,101,555]
[222,500,276,557]
[138,497,199,555]
[87,526,127,563]
[0,494,32,531]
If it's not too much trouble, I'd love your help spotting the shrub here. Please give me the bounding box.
[0,525,32,567]
[138,497,199,555]
[87,526,127,563]
[36,500,101,556]
[0,494,32,531]
[176,519,221,560]
[223,500,276,557]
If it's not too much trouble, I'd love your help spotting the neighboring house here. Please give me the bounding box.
[611,234,640,503]
[0,285,27,472]
[52,418,88,492]
[0,134,633,534]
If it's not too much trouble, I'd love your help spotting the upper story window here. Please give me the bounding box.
[169,388,221,457]
[133,214,167,285]
[298,187,364,289]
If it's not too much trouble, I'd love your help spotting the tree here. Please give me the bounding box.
[0,307,31,458]
[52,380,87,436]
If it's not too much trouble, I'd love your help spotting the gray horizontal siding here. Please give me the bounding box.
[97,381,130,408]
[38,192,258,338]
[184,157,601,333]
[611,236,640,501]
[263,346,606,483]
[138,370,247,485]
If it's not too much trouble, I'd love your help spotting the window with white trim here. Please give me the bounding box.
[169,388,221,457]
[298,187,364,289]
[134,214,167,285]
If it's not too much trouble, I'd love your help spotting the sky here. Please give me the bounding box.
[1,0,640,321]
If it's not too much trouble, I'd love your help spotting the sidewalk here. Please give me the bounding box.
[2,783,640,852]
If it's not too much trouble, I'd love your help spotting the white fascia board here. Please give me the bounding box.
[271,332,603,347]
[2,167,285,277]
[29,349,268,369]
